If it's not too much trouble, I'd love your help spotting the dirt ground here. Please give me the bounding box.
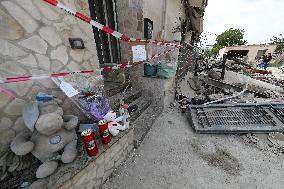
[103,72,284,189]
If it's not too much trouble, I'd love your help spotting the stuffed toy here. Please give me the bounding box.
[119,100,130,129]
[103,111,126,136]
[10,93,79,179]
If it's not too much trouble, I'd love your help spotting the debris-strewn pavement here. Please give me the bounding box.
[103,73,284,189]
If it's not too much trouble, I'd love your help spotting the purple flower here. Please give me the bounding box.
[90,97,112,120]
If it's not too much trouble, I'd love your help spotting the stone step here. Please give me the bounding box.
[129,90,152,122]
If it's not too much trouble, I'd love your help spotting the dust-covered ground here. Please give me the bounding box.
[103,72,284,189]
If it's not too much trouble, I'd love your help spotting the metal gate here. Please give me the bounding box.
[88,0,121,64]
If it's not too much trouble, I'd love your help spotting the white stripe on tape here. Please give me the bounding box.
[57,2,76,15]
[112,31,123,39]
[90,20,103,30]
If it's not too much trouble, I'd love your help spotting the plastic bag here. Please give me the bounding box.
[157,61,177,78]
[52,74,112,121]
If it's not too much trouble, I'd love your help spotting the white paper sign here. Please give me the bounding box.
[132,45,147,62]
[59,81,79,98]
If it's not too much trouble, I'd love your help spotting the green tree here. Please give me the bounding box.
[270,34,284,53]
[211,28,247,55]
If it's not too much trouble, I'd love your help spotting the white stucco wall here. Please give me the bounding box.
[143,0,185,41]
[220,44,277,63]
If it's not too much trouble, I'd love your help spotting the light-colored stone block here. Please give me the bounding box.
[18,54,38,68]
[0,92,11,109]
[96,165,105,179]
[78,21,93,39]
[102,168,113,183]
[114,156,125,167]
[0,117,13,132]
[70,26,86,39]
[109,143,123,160]
[63,15,77,25]
[39,26,62,47]
[54,22,72,33]
[81,61,92,70]
[104,159,114,171]
[7,80,34,97]
[38,79,58,89]
[51,60,65,72]
[67,61,81,71]
[33,0,61,21]
[127,144,134,153]
[36,54,51,71]
[0,9,24,40]
[0,62,27,75]
[95,153,105,165]
[0,39,27,57]
[73,171,89,188]
[86,167,97,181]
[51,46,69,65]
[1,1,38,34]
[18,36,48,55]
[83,51,92,61]
[59,180,73,189]
[4,98,26,116]
[15,0,41,20]
[70,50,84,62]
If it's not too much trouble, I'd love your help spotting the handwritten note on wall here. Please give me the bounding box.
[132,45,147,63]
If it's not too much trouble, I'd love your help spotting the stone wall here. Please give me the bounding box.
[0,0,100,126]
[54,128,134,189]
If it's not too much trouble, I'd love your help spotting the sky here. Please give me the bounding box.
[202,0,284,46]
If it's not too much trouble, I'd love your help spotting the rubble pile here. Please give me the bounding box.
[175,55,284,156]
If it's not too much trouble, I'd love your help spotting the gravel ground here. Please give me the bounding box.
[103,74,284,189]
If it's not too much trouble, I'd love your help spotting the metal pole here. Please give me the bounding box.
[194,53,198,76]
[221,54,227,80]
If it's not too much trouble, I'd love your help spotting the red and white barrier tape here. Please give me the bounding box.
[0,63,131,84]
[0,87,16,100]
[150,48,177,60]
[0,40,177,84]
[43,0,181,48]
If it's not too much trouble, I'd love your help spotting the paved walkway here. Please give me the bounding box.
[103,105,284,189]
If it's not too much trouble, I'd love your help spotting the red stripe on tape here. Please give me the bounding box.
[103,67,113,71]
[75,12,92,23]
[81,70,94,74]
[51,72,69,77]
[5,78,31,83]
[102,26,114,35]
[43,0,58,7]
[120,34,130,42]
[6,76,32,80]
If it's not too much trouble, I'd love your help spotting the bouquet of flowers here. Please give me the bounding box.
[53,74,112,121]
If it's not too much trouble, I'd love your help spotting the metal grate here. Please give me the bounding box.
[268,105,284,124]
[188,103,284,134]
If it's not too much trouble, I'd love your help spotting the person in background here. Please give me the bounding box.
[263,53,273,70]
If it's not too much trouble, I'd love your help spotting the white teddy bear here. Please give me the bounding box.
[103,111,126,136]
